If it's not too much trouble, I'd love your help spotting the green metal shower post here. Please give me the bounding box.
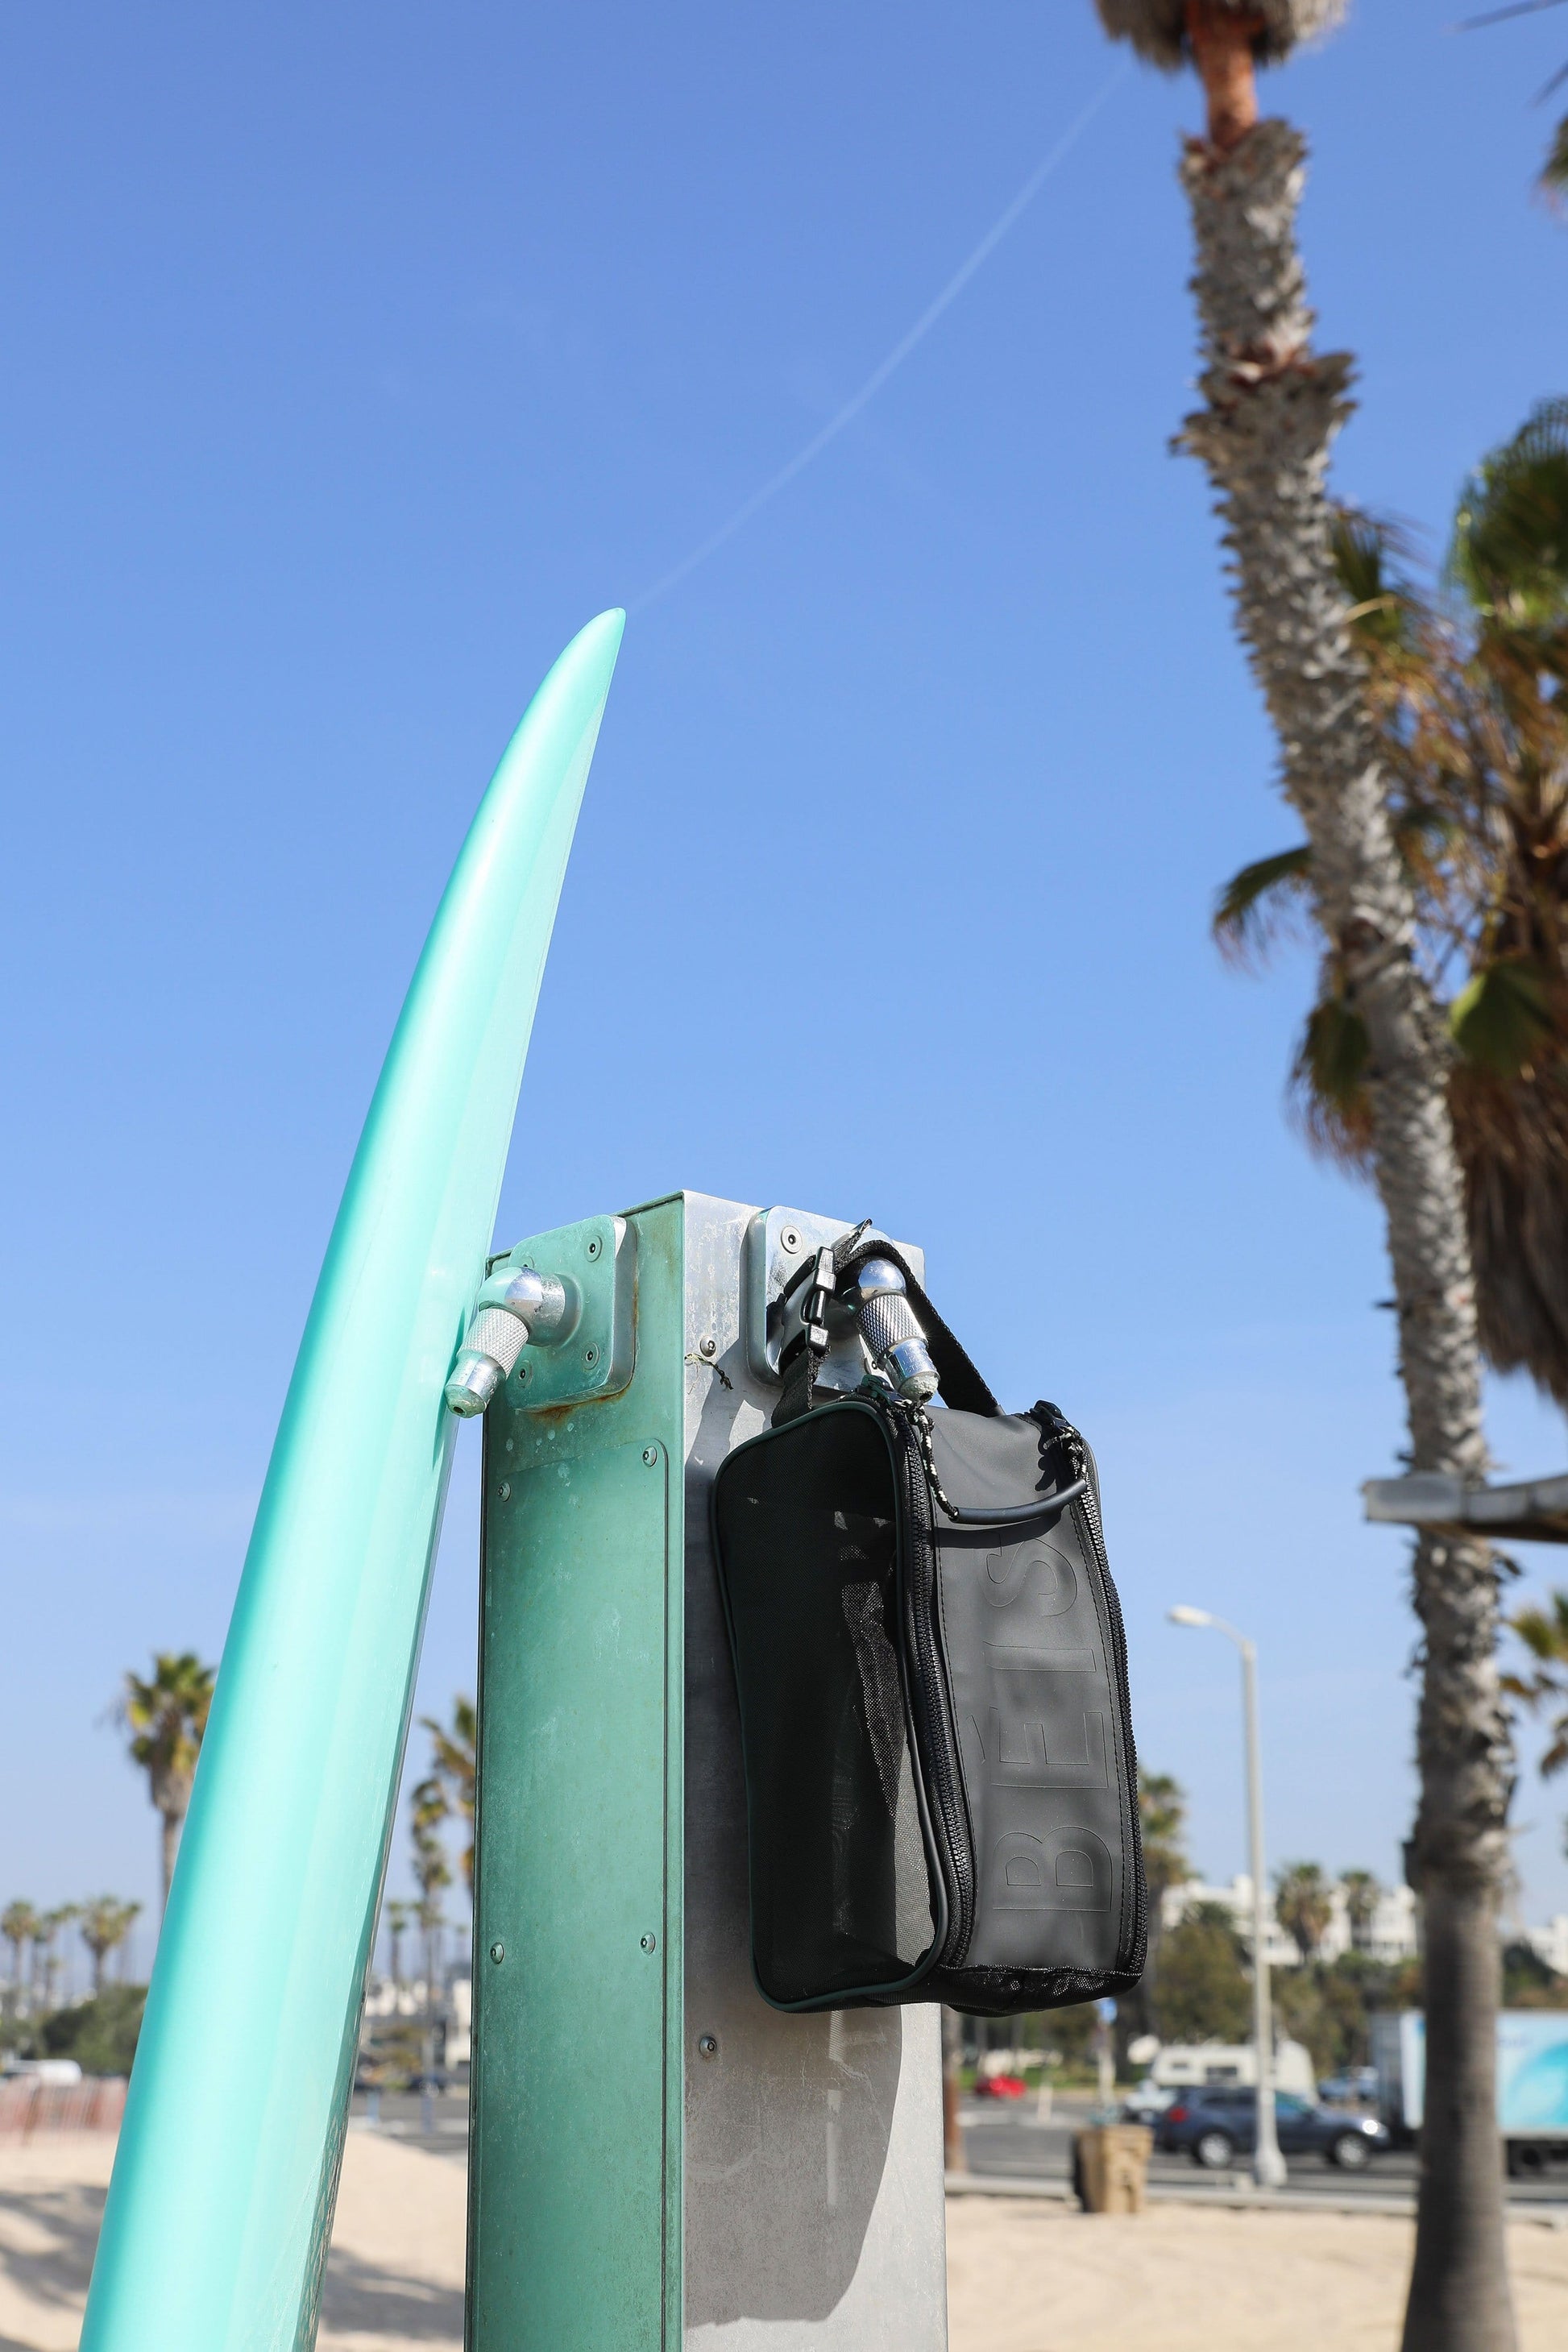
[79,611,624,2352]
[466,1193,949,2352]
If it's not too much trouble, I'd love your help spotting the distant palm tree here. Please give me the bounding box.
[78,1898,143,1996]
[120,1652,217,1914]
[1340,1869,1382,1954]
[420,1697,476,1898]
[410,1777,452,1999]
[409,1777,452,2111]
[35,1906,81,2010]
[385,1899,413,1989]
[1088,7,1516,2343]
[1,1902,38,2009]
[1275,1863,1334,1963]
[1135,1769,1189,2038]
[1505,1590,1568,1777]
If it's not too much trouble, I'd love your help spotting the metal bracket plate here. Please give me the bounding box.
[487,1213,637,1411]
[1363,1468,1568,1544]
[744,1205,925,1394]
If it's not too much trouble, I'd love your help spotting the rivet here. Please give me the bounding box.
[642,1446,658,1467]
[587,1234,603,1259]
[584,1343,600,1368]
[500,1481,512,1501]
[490,1941,505,1964]
[779,1226,802,1255]
[641,1931,657,1952]
[698,2034,719,2059]
[699,1336,717,1359]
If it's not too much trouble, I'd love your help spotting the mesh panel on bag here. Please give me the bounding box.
[713,1405,936,2006]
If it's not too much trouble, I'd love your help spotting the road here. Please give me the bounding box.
[349,2084,1568,2213]
[960,2095,1568,2212]
[351,2087,469,2156]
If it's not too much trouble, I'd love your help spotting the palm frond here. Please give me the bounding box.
[1093,0,1348,72]
[1512,1591,1568,1663]
[1458,1060,1568,1400]
[1213,843,1313,966]
[1543,115,1568,195]
[1288,991,1376,1168]
[1450,957,1554,1075]
[1449,398,1568,624]
[1329,505,1425,650]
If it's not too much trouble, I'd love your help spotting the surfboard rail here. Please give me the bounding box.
[80,609,624,2352]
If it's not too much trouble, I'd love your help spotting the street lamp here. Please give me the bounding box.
[1167,1604,1288,2192]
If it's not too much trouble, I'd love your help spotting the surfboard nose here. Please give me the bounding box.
[81,612,626,2352]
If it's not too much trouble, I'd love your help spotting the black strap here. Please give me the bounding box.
[771,1342,819,1426]
[771,1225,1001,1423]
[771,1243,840,1426]
[835,1235,1000,1417]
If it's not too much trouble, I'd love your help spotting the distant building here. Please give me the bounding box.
[363,1977,443,2020]
[1162,1875,1420,1967]
[1517,1915,1568,1979]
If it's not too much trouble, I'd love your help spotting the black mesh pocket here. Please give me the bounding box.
[713,1404,937,2007]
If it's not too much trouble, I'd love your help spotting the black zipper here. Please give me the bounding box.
[1070,1453,1147,1974]
[881,1398,975,1967]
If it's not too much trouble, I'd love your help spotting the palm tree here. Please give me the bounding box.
[1089,9,1516,2344]
[1218,419,1568,1404]
[420,1696,476,1898]
[1274,1862,1333,1963]
[384,1898,413,1990]
[1504,1590,1568,1778]
[35,1906,81,2010]
[409,1777,451,2002]
[78,1898,143,1996]
[409,1777,452,2114]
[1135,1769,1190,2038]
[1,1902,38,2014]
[120,1652,217,1915]
[1340,1869,1382,1955]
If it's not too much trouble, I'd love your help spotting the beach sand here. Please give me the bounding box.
[2,2130,1566,2350]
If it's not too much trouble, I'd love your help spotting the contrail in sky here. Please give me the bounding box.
[628,61,1128,615]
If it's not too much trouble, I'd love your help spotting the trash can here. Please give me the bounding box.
[1072,2124,1153,2214]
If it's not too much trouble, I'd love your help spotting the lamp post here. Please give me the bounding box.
[1168,1605,1287,2191]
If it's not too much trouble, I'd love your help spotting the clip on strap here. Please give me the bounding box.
[773,1246,837,1427]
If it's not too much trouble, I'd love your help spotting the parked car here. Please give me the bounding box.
[1122,2078,1176,2126]
[1318,2066,1379,2107]
[1155,2085,1392,2172]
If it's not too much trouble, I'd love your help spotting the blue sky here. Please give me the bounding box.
[6,1,1568,1985]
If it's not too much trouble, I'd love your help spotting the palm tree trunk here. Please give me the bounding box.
[160,1808,182,1919]
[1176,118,1516,2352]
[1184,2,1261,151]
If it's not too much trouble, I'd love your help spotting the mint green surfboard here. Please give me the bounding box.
[80,610,624,2352]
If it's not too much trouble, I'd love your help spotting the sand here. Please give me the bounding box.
[944,2194,1568,2350]
[2,2130,1566,2350]
[0,2130,467,2351]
